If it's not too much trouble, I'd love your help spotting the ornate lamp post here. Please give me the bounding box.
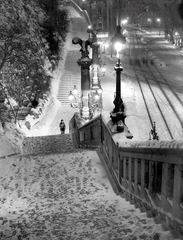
[72,37,92,120]
[87,27,102,91]
[110,25,126,132]
[87,27,103,116]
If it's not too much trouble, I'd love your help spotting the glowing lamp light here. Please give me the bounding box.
[72,85,78,95]
[114,42,123,58]
[97,87,103,94]
[114,42,123,52]
[68,91,74,101]
[104,43,109,48]
[121,19,128,25]
[102,66,106,72]
[94,91,100,100]
[97,41,102,45]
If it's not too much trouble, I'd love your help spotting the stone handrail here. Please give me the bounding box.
[69,113,183,234]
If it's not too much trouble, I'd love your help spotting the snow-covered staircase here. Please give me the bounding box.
[22,134,77,155]
[57,50,81,104]
[56,16,88,104]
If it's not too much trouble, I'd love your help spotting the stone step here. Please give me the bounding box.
[22,134,77,155]
[57,49,82,103]
[56,14,88,104]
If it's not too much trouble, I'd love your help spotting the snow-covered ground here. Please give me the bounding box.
[0,6,183,239]
[5,9,182,145]
[0,149,180,240]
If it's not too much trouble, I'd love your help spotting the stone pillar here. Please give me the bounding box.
[134,159,140,196]
[91,43,100,90]
[118,153,123,184]
[140,159,146,199]
[172,165,183,221]
[77,58,92,120]
[161,163,174,212]
[129,157,133,191]
[123,157,127,187]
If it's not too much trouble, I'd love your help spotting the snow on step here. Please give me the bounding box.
[0,149,178,239]
[22,134,76,155]
[57,50,81,103]
[57,14,88,104]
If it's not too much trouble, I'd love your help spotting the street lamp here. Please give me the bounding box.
[68,85,81,108]
[157,18,161,35]
[148,18,152,33]
[82,0,85,9]
[121,19,128,27]
[87,27,103,116]
[71,32,103,119]
[110,25,126,132]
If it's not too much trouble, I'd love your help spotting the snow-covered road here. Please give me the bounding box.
[116,29,183,141]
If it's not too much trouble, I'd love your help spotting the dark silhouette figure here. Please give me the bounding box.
[59,119,65,134]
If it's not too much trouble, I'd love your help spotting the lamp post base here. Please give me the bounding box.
[110,95,126,132]
[110,111,126,132]
[81,106,90,120]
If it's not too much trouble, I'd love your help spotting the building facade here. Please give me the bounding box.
[72,0,165,33]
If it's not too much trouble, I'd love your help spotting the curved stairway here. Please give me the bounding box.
[1,133,181,239]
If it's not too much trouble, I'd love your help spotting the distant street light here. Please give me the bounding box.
[148,18,152,33]
[157,18,161,35]
[82,0,85,9]
[121,19,128,27]
[101,62,106,76]
[110,26,126,132]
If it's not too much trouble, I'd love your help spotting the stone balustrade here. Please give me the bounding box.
[69,113,183,234]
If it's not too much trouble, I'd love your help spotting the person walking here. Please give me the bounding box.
[59,119,66,134]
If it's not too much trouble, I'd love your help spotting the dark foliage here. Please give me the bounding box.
[178,0,183,19]
[36,0,69,62]
[31,99,39,108]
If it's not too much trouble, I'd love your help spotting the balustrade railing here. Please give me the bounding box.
[69,113,183,233]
